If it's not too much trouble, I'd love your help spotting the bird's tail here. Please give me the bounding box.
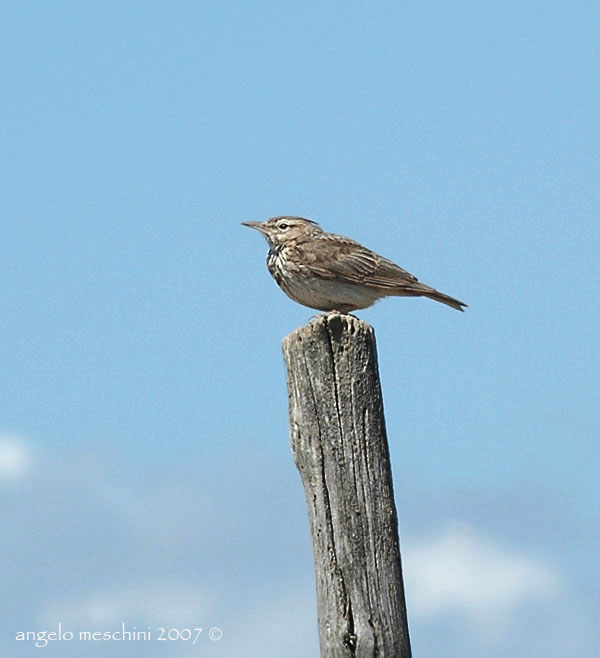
[422,287,467,312]
[392,283,467,311]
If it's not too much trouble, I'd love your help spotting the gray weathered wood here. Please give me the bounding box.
[282,313,411,658]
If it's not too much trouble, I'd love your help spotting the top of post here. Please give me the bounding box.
[282,312,374,350]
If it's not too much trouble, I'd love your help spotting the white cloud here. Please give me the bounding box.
[0,434,32,482]
[38,584,210,629]
[226,582,319,658]
[404,521,560,635]
[3,438,595,658]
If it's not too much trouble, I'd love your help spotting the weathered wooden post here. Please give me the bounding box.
[282,312,411,657]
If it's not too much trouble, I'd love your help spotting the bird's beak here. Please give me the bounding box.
[241,220,267,234]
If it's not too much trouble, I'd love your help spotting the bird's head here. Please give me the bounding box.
[242,216,323,248]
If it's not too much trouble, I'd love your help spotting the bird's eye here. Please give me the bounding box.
[278,222,289,230]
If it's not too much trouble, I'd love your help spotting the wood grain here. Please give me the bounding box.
[283,313,411,658]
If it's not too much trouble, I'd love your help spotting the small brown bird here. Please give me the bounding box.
[242,216,467,313]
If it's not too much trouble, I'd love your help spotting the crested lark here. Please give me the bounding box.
[242,216,467,313]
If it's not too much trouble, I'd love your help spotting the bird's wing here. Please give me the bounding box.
[297,235,419,289]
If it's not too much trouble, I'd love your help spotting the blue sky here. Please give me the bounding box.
[2,2,599,656]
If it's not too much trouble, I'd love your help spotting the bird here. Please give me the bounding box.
[242,216,467,313]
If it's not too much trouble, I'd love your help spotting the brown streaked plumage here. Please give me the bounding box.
[242,216,467,313]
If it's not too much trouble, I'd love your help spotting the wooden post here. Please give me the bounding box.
[282,313,411,658]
